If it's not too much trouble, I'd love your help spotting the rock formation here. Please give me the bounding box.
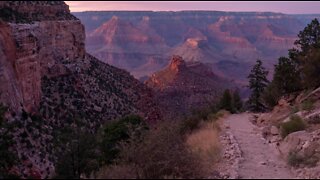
[146,55,233,120]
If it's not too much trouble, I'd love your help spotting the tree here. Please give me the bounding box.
[54,118,100,179]
[263,57,302,108]
[219,89,234,113]
[232,89,243,112]
[247,59,269,112]
[292,18,320,57]
[300,48,320,88]
[273,57,302,94]
[262,83,281,109]
[288,18,320,89]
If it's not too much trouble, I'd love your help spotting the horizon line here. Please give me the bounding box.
[70,10,320,15]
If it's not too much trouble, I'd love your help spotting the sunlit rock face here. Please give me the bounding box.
[145,55,234,120]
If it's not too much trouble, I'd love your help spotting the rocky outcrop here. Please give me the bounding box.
[0,15,85,113]
[0,1,77,22]
[146,55,233,120]
[255,98,292,127]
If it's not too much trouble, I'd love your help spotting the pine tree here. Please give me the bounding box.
[247,59,269,112]
[293,18,320,56]
[272,57,301,94]
[219,89,234,113]
[232,89,243,112]
[301,48,320,88]
[289,18,320,89]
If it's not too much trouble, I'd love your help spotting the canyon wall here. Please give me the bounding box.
[0,1,85,113]
[74,11,320,83]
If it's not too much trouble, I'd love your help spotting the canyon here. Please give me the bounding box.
[74,11,320,83]
[1,1,320,179]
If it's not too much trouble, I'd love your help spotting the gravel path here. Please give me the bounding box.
[223,113,296,179]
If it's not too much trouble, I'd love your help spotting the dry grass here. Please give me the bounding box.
[186,121,221,175]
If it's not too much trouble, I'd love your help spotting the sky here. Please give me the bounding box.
[65,1,320,14]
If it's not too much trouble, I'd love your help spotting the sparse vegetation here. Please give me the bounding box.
[280,115,306,138]
[288,150,319,168]
[98,121,204,179]
[301,99,315,111]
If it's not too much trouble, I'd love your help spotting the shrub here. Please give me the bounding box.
[280,115,306,138]
[288,150,319,167]
[179,116,201,134]
[288,151,304,167]
[301,99,315,111]
[101,121,204,179]
[100,115,147,164]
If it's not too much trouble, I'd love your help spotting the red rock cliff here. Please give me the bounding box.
[0,1,85,113]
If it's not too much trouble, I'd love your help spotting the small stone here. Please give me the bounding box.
[260,161,267,165]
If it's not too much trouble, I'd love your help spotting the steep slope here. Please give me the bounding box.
[0,2,160,178]
[146,55,233,120]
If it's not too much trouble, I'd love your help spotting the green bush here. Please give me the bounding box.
[301,100,315,111]
[288,151,304,167]
[280,115,306,138]
[290,105,300,114]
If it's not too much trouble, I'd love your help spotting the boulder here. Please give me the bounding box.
[279,130,310,157]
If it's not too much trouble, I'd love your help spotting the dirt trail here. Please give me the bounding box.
[223,113,296,179]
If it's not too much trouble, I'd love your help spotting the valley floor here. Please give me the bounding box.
[222,113,295,179]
